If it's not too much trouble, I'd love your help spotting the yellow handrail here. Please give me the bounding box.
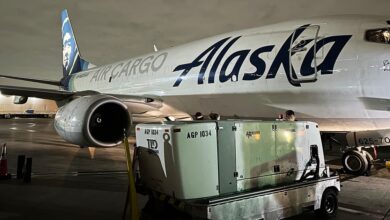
[123,134,139,220]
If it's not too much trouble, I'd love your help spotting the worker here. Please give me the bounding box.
[209,112,220,120]
[285,110,296,121]
[194,112,204,120]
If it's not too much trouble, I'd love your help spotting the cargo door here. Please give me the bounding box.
[289,25,321,83]
[235,122,276,190]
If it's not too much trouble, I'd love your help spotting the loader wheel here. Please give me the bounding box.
[342,150,368,175]
[315,188,338,218]
[363,150,374,173]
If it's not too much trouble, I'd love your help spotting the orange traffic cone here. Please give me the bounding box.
[0,143,11,180]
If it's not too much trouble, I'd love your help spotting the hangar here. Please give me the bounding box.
[0,92,57,118]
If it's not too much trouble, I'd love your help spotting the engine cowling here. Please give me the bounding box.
[54,95,131,147]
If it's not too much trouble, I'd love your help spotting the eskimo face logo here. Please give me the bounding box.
[62,32,72,70]
[62,15,77,73]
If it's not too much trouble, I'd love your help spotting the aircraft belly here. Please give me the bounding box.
[161,93,390,131]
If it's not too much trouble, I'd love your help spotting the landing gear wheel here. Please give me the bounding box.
[342,150,368,175]
[315,188,338,218]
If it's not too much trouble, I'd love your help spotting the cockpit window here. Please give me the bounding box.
[365,28,390,44]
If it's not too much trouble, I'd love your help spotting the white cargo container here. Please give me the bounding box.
[136,120,326,199]
[136,120,340,219]
[136,122,220,199]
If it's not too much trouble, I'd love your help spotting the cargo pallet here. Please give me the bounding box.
[141,176,340,220]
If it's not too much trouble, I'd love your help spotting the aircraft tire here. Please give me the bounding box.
[342,150,368,175]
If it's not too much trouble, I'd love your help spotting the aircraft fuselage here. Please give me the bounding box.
[68,15,390,131]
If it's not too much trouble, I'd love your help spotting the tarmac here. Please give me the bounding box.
[0,118,389,219]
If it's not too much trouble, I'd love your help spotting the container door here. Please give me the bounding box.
[275,122,300,175]
[235,122,276,183]
[216,121,237,194]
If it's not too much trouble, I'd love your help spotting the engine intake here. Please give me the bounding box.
[54,95,131,147]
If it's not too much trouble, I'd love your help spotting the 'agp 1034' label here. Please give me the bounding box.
[187,130,212,139]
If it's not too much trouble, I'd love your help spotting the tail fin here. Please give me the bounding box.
[61,10,95,77]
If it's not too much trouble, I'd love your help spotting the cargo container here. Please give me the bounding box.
[135,120,340,219]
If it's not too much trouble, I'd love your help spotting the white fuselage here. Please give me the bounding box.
[68,15,390,132]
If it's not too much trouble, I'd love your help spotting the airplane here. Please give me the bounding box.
[1,10,390,152]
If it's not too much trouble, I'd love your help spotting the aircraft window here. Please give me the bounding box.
[365,28,390,44]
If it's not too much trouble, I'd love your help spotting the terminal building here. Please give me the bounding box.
[0,92,57,118]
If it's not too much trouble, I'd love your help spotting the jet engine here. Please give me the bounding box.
[54,95,131,147]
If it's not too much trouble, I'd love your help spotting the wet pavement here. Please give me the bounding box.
[0,118,389,219]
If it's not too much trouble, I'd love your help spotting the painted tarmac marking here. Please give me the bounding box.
[27,123,36,127]
[30,170,128,177]
[339,206,383,219]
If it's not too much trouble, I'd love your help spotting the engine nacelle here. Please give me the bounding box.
[54,95,131,147]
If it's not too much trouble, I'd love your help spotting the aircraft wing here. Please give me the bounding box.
[0,85,73,101]
[0,74,61,86]
[0,84,163,110]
